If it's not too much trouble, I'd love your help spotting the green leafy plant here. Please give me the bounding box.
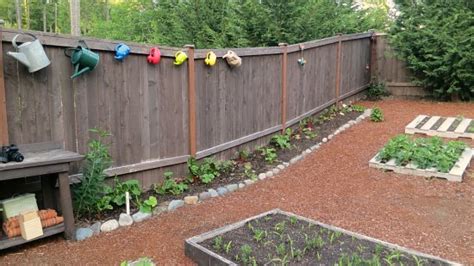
[259,147,277,163]
[302,127,317,139]
[236,244,253,264]
[187,157,233,184]
[377,135,467,172]
[243,162,257,180]
[370,108,384,122]
[276,242,287,257]
[289,216,297,225]
[351,104,366,112]
[253,228,267,243]
[237,149,251,162]
[140,196,157,213]
[213,236,223,252]
[97,177,143,212]
[271,128,292,149]
[154,172,188,195]
[274,221,286,234]
[73,128,113,217]
[120,257,154,266]
[366,81,389,101]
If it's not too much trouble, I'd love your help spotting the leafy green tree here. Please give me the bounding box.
[390,0,473,100]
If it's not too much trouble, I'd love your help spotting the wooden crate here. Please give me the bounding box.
[369,148,472,182]
[405,115,474,139]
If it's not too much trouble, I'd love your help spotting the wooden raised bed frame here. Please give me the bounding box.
[185,209,459,265]
[405,115,474,140]
[369,148,473,182]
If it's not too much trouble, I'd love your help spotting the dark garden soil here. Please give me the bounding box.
[1,99,473,265]
[447,118,461,131]
[415,116,430,129]
[78,109,363,224]
[432,117,445,130]
[201,213,448,265]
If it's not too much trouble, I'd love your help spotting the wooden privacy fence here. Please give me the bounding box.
[0,29,373,187]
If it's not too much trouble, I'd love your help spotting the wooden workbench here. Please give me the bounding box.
[0,142,83,249]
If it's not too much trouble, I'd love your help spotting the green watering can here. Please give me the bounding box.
[64,40,99,79]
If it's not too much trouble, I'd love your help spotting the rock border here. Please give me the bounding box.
[185,209,460,265]
[75,109,372,241]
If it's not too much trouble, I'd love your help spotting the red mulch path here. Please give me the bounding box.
[1,99,473,265]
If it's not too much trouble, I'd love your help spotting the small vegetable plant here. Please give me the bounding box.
[259,147,277,163]
[366,81,389,101]
[377,135,467,172]
[140,196,158,213]
[187,157,233,184]
[271,128,292,149]
[370,108,384,122]
[154,171,188,195]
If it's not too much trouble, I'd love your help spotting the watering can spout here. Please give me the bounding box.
[7,52,31,68]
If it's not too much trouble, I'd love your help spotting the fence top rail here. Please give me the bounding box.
[1,28,373,58]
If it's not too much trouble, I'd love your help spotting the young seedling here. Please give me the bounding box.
[237,244,253,264]
[224,241,233,254]
[253,229,266,243]
[259,147,278,163]
[213,236,223,252]
[289,216,298,225]
[243,162,257,180]
[274,221,286,234]
[276,243,287,257]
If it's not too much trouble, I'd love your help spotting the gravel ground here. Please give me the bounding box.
[0,99,473,265]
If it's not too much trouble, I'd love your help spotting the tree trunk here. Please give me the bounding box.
[43,4,47,32]
[70,0,80,36]
[15,0,22,29]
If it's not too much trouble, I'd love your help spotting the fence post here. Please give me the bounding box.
[370,31,378,82]
[335,34,342,106]
[185,44,197,157]
[0,26,9,145]
[279,43,288,134]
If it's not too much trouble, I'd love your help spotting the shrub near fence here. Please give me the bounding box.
[0,29,372,188]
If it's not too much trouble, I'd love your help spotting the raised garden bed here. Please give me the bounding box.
[185,209,458,265]
[369,135,472,182]
[406,115,474,139]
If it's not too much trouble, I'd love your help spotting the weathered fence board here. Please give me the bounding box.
[2,29,374,188]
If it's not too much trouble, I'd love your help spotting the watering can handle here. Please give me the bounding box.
[12,33,37,49]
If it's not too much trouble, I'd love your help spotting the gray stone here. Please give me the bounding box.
[89,222,101,235]
[272,168,280,175]
[238,183,246,188]
[132,211,152,222]
[217,187,229,196]
[226,184,238,192]
[153,205,168,216]
[76,227,94,241]
[258,173,266,180]
[322,137,328,143]
[290,155,302,164]
[283,162,290,167]
[305,149,312,154]
[244,179,255,185]
[277,164,285,170]
[208,189,219,197]
[199,191,212,201]
[100,219,119,232]
[119,213,133,227]
[328,134,334,140]
[168,200,185,211]
[265,171,274,178]
[310,144,320,151]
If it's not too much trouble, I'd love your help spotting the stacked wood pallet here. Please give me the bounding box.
[405,115,474,139]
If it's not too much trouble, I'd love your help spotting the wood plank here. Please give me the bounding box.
[186,45,197,156]
[420,116,440,130]
[405,115,427,133]
[449,148,472,177]
[105,155,190,176]
[454,118,471,133]
[58,171,75,240]
[438,117,455,132]
[280,44,288,133]
[0,223,64,250]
